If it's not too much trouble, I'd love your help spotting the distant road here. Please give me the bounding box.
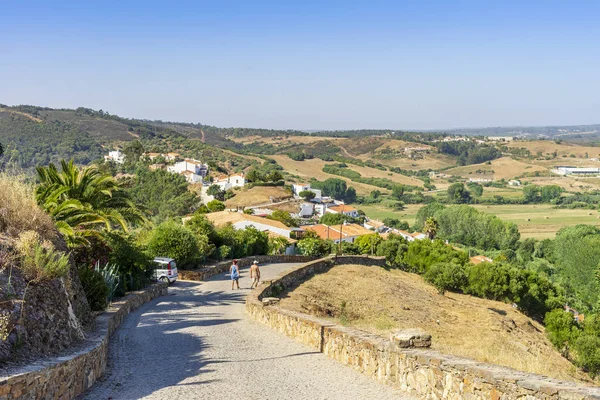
[82,263,412,399]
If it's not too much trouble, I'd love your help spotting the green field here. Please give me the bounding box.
[358,203,600,239]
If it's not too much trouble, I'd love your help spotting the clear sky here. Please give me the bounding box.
[1,1,599,130]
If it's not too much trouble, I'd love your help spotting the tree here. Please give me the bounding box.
[447,183,471,204]
[207,200,226,212]
[540,185,563,203]
[544,309,579,356]
[321,178,347,200]
[355,234,382,255]
[466,182,483,197]
[297,237,330,257]
[383,218,409,230]
[424,217,439,240]
[207,184,225,201]
[148,221,199,267]
[391,185,405,200]
[269,236,290,255]
[424,262,467,294]
[122,140,145,164]
[319,213,350,225]
[299,190,316,201]
[414,202,445,231]
[344,186,357,203]
[0,142,3,158]
[522,185,541,203]
[184,214,218,243]
[36,160,146,246]
[267,210,298,227]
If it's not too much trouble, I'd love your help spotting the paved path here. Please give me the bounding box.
[82,263,412,399]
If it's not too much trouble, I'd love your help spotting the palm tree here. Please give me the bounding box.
[36,160,146,246]
[424,217,439,240]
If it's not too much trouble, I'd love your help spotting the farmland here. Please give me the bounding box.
[357,203,600,239]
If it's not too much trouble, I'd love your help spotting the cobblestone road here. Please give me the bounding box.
[81,263,412,399]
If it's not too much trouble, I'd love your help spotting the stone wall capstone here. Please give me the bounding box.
[246,256,600,400]
[0,283,167,400]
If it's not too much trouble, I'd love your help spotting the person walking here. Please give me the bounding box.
[250,260,261,289]
[230,259,240,290]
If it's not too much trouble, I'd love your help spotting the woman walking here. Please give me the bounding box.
[230,259,240,290]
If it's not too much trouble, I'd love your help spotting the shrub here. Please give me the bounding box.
[299,190,316,201]
[148,221,199,267]
[466,262,511,301]
[105,233,152,292]
[96,262,120,303]
[218,245,231,260]
[0,174,58,244]
[77,265,109,311]
[574,334,600,378]
[15,231,70,282]
[207,200,226,212]
[544,309,579,355]
[424,262,467,294]
[297,237,330,257]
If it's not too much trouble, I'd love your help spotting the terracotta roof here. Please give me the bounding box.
[327,205,358,213]
[470,255,493,265]
[366,219,385,228]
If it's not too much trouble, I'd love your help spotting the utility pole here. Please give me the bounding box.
[337,201,345,256]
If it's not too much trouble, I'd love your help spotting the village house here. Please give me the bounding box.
[205,211,301,254]
[292,183,322,202]
[363,219,387,233]
[299,203,315,218]
[508,180,521,186]
[104,150,125,164]
[300,223,373,244]
[144,152,161,160]
[325,204,360,219]
[214,174,246,190]
[167,159,209,183]
[165,152,181,161]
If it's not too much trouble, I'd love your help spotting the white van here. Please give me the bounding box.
[152,257,178,284]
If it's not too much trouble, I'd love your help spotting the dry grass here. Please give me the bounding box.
[270,155,389,195]
[224,186,293,208]
[280,265,587,383]
[229,135,342,146]
[507,141,600,158]
[0,174,58,245]
[446,157,547,180]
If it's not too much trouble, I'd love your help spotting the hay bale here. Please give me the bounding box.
[526,218,531,222]
[545,216,549,219]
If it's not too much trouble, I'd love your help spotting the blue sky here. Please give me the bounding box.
[1,1,599,130]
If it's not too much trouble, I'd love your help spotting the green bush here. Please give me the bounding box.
[297,237,330,257]
[148,221,199,267]
[465,262,511,301]
[218,245,231,260]
[207,200,226,212]
[544,309,579,355]
[105,233,152,292]
[424,262,467,294]
[78,265,109,311]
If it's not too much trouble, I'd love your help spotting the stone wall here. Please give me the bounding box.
[0,283,167,400]
[178,255,317,281]
[246,256,600,400]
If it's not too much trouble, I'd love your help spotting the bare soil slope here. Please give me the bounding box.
[279,264,587,383]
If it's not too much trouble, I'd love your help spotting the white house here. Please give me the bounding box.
[205,211,301,254]
[104,150,125,164]
[553,166,600,176]
[292,183,322,202]
[167,159,209,183]
[299,203,314,218]
[215,174,246,190]
[508,180,521,186]
[325,204,360,219]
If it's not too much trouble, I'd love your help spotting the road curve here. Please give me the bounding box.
[81,263,412,399]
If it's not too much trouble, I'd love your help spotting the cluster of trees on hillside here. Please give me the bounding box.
[310,178,357,203]
[0,114,104,169]
[435,141,502,165]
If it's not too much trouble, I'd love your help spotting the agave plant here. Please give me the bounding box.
[95,261,120,303]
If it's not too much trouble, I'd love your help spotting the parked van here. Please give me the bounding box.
[152,257,178,284]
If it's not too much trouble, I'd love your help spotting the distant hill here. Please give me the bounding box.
[436,124,600,139]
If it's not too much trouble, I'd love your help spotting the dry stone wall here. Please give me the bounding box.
[246,256,600,400]
[0,283,167,400]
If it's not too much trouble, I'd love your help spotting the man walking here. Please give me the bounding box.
[250,260,261,289]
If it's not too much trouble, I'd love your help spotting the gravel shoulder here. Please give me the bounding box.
[81,263,412,400]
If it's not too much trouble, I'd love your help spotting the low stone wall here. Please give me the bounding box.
[0,283,168,400]
[178,255,316,281]
[246,256,600,400]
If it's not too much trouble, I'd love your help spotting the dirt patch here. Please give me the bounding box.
[279,264,588,383]
[447,157,547,181]
[225,186,293,208]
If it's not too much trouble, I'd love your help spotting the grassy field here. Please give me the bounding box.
[446,157,547,181]
[357,203,600,239]
[280,265,587,382]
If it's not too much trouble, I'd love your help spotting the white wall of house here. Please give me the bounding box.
[231,221,292,238]
[105,150,125,164]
